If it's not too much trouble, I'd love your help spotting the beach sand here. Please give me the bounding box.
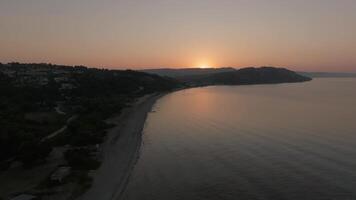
[79,93,163,200]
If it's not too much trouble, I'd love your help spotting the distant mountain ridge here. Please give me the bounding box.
[142,66,311,86]
[298,71,356,78]
[141,67,235,78]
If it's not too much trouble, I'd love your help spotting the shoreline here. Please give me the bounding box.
[78,80,312,200]
[79,92,167,200]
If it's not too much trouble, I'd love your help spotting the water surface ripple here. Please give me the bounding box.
[123,78,356,200]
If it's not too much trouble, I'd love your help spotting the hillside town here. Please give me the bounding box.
[0,62,86,89]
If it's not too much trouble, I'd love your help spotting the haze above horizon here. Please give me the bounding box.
[1,0,356,72]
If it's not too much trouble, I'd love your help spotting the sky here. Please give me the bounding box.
[0,0,356,72]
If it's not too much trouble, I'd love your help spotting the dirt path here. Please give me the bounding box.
[41,115,78,142]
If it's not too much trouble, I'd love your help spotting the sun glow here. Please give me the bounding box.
[195,59,214,69]
[199,65,211,69]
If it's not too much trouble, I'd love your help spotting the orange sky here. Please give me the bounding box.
[0,0,356,72]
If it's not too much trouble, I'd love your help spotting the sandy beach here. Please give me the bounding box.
[79,93,164,200]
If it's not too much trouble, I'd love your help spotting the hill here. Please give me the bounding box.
[141,67,236,78]
[144,67,311,86]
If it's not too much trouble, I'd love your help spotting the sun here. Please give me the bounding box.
[199,65,212,69]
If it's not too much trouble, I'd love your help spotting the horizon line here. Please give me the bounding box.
[1,61,356,74]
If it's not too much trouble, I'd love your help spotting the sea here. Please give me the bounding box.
[122,78,356,200]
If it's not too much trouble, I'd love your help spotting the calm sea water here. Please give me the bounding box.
[122,78,356,200]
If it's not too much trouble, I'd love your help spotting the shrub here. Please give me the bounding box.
[64,149,100,170]
[18,141,53,168]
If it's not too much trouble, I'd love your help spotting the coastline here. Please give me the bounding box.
[79,93,166,200]
[78,80,312,200]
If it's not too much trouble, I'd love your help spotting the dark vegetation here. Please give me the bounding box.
[64,148,101,171]
[0,68,65,168]
[0,63,181,170]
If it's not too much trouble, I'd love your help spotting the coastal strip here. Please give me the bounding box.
[79,93,165,200]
